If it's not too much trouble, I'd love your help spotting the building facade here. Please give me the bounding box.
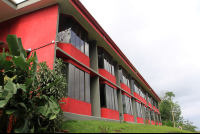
[0,0,162,125]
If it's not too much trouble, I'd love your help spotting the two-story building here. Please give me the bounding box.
[0,0,162,125]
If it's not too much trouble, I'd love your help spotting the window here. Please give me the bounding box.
[58,15,89,57]
[150,110,154,121]
[122,95,133,115]
[133,79,147,100]
[144,106,149,120]
[66,63,90,103]
[98,47,115,76]
[119,66,130,87]
[147,93,152,104]
[135,102,143,118]
[100,84,118,111]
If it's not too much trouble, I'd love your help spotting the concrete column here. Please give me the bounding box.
[153,111,156,123]
[90,76,101,117]
[117,89,124,121]
[141,104,145,121]
[128,74,133,95]
[132,99,137,123]
[114,61,120,87]
[89,40,98,72]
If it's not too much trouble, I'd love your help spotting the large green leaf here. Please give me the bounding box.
[16,84,26,92]
[12,54,28,73]
[13,102,27,111]
[0,100,6,107]
[18,38,27,58]
[14,119,29,133]
[6,35,20,56]
[25,78,33,87]
[49,114,57,120]
[3,60,13,71]
[4,80,17,94]
[0,90,9,100]
[6,109,16,114]
[0,48,6,70]
[30,51,38,79]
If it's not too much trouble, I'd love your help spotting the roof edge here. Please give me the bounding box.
[70,0,161,102]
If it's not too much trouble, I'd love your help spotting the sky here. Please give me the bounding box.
[80,0,200,130]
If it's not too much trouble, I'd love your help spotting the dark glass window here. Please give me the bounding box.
[119,67,130,87]
[122,95,133,115]
[66,63,90,103]
[144,106,149,120]
[100,84,118,111]
[136,102,143,118]
[114,89,118,111]
[80,29,84,53]
[98,47,115,76]
[68,63,75,98]
[85,73,90,103]
[133,79,147,101]
[98,48,104,68]
[58,15,89,56]
[74,67,80,100]
[75,24,80,50]
[80,70,84,101]
[150,110,154,121]
[84,32,89,57]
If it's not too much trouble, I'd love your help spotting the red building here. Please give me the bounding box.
[0,0,162,125]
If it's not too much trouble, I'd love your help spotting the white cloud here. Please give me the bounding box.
[80,0,200,130]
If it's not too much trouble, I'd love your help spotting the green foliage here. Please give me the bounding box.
[144,119,150,125]
[159,91,198,132]
[182,119,198,132]
[37,58,67,100]
[0,34,67,133]
[99,125,110,133]
[62,120,192,133]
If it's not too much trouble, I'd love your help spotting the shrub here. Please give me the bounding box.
[0,34,67,133]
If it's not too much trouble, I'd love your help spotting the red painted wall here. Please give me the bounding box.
[159,123,162,125]
[99,69,116,84]
[137,117,144,124]
[57,43,90,67]
[0,4,59,68]
[122,92,132,98]
[124,114,134,122]
[151,121,155,125]
[60,97,91,116]
[101,108,119,120]
[148,103,152,108]
[153,106,156,111]
[134,92,147,105]
[120,83,131,94]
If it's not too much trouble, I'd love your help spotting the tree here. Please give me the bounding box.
[165,92,175,128]
[159,91,182,127]
[182,119,198,132]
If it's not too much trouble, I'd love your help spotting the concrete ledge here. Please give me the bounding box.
[63,112,121,123]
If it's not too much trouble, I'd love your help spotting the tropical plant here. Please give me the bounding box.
[0,34,67,133]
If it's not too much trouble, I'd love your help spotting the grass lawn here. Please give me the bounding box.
[62,120,192,133]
